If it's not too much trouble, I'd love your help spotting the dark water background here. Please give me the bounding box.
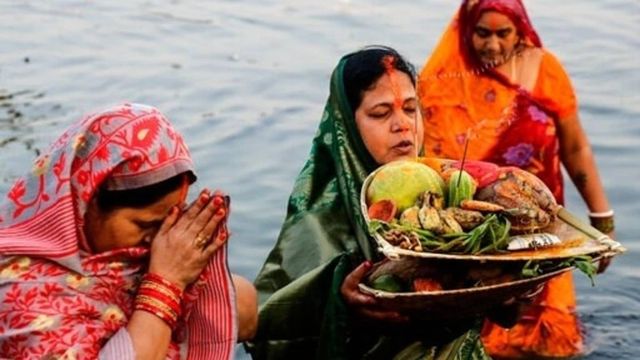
[1,1,638,358]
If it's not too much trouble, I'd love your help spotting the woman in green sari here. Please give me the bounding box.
[246,46,491,359]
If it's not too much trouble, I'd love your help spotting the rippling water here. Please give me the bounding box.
[1,1,638,358]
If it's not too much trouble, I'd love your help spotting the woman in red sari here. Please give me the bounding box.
[0,103,256,359]
[418,0,614,358]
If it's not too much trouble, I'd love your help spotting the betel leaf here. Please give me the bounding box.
[521,260,542,278]
[573,256,597,286]
[520,255,597,285]
[368,220,386,234]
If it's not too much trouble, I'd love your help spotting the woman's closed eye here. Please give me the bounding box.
[496,29,513,39]
[474,27,513,39]
[135,219,163,230]
[475,27,491,38]
[403,106,417,116]
[368,105,392,119]
[403,99,417,114]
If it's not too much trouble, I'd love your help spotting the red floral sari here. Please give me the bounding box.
[419,0,582,358]
[0,103,236,359]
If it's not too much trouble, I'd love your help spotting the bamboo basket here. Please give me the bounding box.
[358,257,573,320]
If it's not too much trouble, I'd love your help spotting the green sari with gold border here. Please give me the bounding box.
[246,53,490,360]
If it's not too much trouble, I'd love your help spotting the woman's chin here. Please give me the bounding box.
[481,59,499,67]
[479,55,511,68]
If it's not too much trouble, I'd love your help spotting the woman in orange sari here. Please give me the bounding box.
[418,0,614,358]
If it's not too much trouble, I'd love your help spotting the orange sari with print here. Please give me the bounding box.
[418,1,582,358]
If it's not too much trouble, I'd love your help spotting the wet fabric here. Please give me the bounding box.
[0,103,236,359]
[418,0,582,357]
[246,53,489,359]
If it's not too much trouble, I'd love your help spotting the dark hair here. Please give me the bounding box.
[96,173,190,211]
[343,46,416,112]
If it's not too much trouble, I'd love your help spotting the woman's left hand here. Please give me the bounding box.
[595,230,616,273]
[148,190,229,290]
[340,261,409,324]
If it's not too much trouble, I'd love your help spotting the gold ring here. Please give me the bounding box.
[194,234,208,248]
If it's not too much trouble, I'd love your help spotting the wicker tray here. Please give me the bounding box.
[358,257,574,320]
[360,163,625,262]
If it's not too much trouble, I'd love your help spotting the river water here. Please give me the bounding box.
[1,0,638,358]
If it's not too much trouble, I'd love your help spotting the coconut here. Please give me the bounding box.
[367,160,445,212]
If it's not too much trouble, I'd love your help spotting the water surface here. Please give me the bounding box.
[1,1,638,358]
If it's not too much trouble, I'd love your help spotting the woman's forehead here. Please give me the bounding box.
[119,186,183,220]
[477,11,514,28]
[363,72,415,102]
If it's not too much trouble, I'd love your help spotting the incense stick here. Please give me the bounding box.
[457,129,471,188]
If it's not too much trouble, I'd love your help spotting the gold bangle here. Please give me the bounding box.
[135,294,178,320]
[589,216,615,233]
[140,280,181,304]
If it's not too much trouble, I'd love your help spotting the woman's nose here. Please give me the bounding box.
[391,112,414,132]
[486,36,500,52]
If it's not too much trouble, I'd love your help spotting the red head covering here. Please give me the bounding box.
[458,0,542,68]
[0,103,236,359]
[0,103,195,268]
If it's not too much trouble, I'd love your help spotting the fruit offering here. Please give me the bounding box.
[365,159,563,255]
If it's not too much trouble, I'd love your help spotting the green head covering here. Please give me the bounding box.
[283,52,379,262]
[247,50,488,360]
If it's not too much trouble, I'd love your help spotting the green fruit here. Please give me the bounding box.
[367,161,445,212]
[370,274,405,292]
[447,170,477,208]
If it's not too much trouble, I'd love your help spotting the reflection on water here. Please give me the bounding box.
[1,1,638,358]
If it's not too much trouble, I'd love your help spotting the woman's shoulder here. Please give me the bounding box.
[538,49,571,76]
[532,48,578,117]
[521,47,566,72]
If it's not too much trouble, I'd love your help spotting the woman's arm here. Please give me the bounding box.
[557,114,611,213]
[107,273,257,360]
[232,274,258,341]
[557,114,615,274]
[124,311,172,360]
[125,190,229,359]
[98,312,177,360]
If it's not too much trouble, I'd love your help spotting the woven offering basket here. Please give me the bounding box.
[358,257,574,320]
[358,160,625,319]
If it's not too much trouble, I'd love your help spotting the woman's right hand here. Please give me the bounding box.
[148,189,229,290]
[340,261,408,324]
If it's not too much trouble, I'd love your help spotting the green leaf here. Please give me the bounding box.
[521,260,542,278]
[574,257,597,286]
[368,220,386,234]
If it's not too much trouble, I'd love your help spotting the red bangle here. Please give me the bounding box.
[144,273,183,297]
[134,273,184,330]
[137,287,181,311]
[135,298,178,329]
